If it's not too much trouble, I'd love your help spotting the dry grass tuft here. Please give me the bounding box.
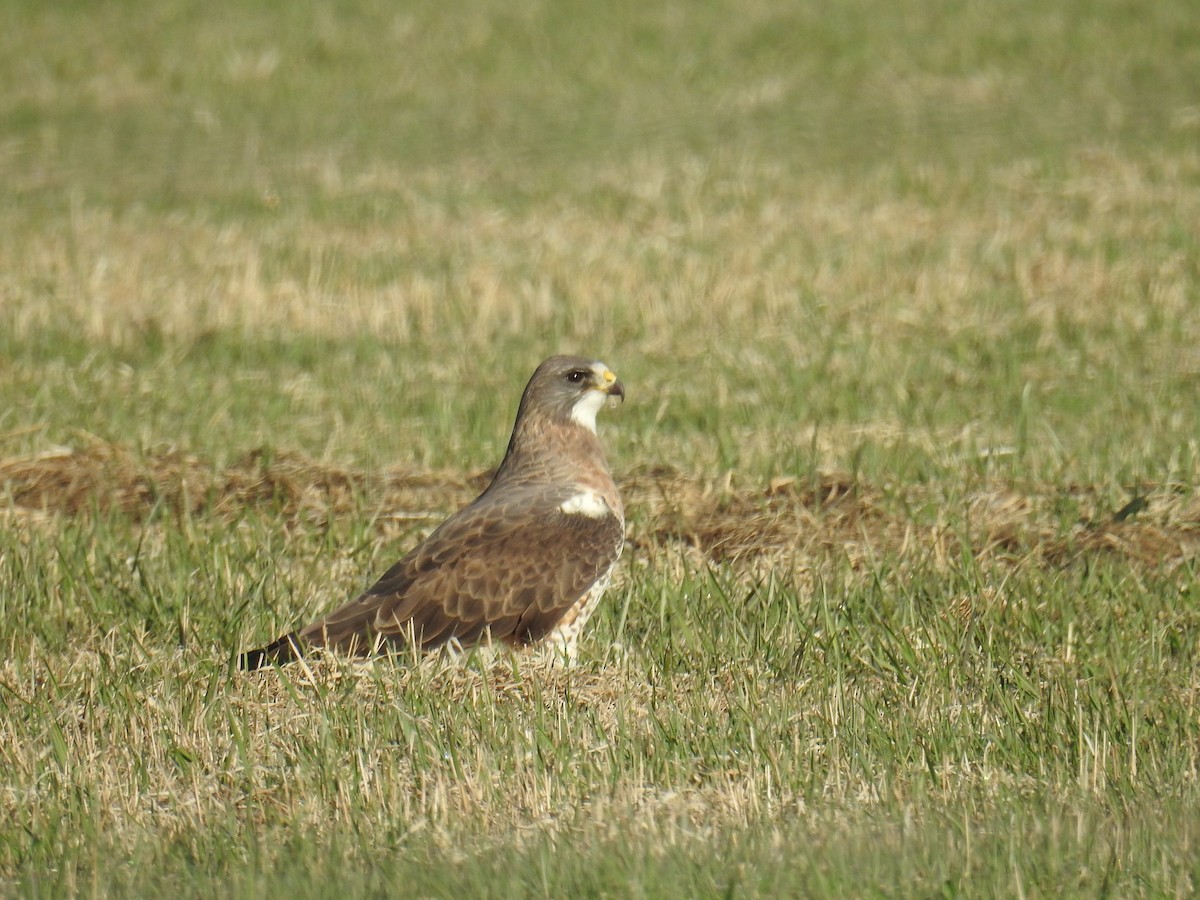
[0,441,481,525]
[3,443,1195,574]
[626,467,887,564]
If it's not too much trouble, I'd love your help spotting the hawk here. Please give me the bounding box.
[239,355,625,670]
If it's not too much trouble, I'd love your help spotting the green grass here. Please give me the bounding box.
[4,507,1199,895]
[2,0,1200,895]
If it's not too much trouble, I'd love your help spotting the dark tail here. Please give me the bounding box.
[238,632,304,671]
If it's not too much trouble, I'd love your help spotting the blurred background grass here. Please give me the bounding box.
[2,0,1198,482]
[2,0,1200,895]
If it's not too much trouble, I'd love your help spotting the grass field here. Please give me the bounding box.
[2,0,1200,895]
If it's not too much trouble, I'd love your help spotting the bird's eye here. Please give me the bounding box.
[566,370,589,383]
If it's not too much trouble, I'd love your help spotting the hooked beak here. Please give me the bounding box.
[600,369,625,402]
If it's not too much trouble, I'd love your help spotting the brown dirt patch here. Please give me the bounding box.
[1,443,1197,572]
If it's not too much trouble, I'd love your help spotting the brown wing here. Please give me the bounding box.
[297,483,624,655]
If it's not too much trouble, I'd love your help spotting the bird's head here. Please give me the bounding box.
[519,355,625,434]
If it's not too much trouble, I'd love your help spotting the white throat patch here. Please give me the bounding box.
[569,389,607,433]
[559,489,611,518]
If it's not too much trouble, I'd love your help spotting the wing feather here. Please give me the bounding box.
[297,483,622,654]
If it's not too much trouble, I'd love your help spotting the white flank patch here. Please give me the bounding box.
[559,490,610,518]
[569,389,606,433]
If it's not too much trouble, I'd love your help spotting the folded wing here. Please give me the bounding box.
[298,484,624,655]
